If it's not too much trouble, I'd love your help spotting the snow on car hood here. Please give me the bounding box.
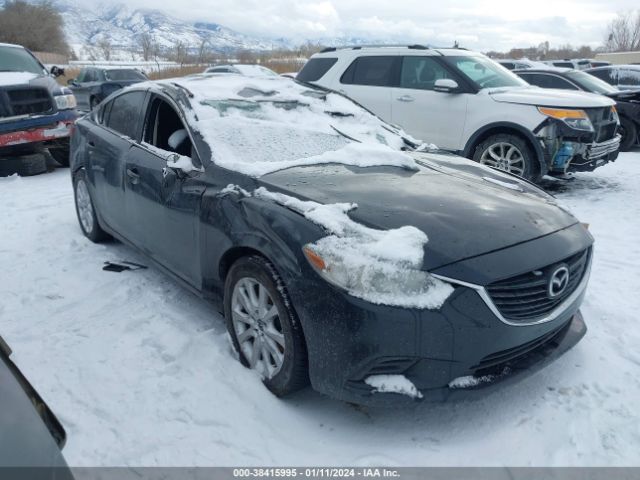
[223,185,454,310]
[490,86,616,108]
[0,71,40,87]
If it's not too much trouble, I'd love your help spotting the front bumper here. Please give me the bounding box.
[568,135,621,173]
[0,109,77,150]
[289,225,592,406]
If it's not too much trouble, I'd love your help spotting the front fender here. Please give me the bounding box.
[462,121,547,175]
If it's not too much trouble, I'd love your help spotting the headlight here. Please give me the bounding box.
[538,107,593,132]
[611,105,620,124]
[302,243,453,309]
[55,94,77,110]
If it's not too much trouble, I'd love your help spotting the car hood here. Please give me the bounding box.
[0,71,65,95]
[257,151,579,270]
[489,86,616,108]
[606,88,640,103]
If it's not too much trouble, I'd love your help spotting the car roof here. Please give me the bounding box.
[122,73,319,104]
[0,42,23,49]
[514,68,573,74]
[312,45,483,58]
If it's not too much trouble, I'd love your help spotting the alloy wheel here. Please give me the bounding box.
[479,142,526,176]
[75,179,94,234]
[231,277,285,379]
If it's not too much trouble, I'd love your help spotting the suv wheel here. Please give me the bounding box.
[619,116,637,152]
[473,133,539,182]
[224,255,308,397]
[73,169,109,242]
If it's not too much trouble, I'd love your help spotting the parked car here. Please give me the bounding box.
[70,75,592,405]
[516,68,639,151]
[67,67,148,111]
[495,58,548,70]
[300,45,620,182]
[203,64,278,77]
[542,59,593,70]
[0,335,73,477]
[585,65,640,91]
[0,42,77,173]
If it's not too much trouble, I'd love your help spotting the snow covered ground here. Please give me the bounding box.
[1,152,639,466]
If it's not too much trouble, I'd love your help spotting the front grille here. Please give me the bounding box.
[585,107,618,143]
[5,87,53,117]
[486,248,591,322]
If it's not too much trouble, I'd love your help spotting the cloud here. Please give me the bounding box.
[98,0,637,51]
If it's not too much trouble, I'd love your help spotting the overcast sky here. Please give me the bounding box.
[121,0,637,51]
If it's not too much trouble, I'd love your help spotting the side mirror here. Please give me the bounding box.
[67,78,77,86]
[50,66,64,78]
[163,153,191,179]
[434,78,460,93]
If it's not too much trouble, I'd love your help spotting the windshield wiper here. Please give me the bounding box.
[330,125,361,143]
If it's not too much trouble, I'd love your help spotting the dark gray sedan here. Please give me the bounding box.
[68,75,592,405]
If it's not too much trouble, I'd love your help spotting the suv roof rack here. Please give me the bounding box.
[319,44,429,53]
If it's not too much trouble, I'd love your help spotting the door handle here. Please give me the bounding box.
[126,168,140,184]
[88,140,96,147]
[396,95,415,102]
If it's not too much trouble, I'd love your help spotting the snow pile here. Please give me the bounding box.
[252,187,454,309]
[162,75,427,177]
[365,375,423,399]
[0,71,38,87]
[448,374,496,389]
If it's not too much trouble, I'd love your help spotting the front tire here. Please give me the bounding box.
[48,144,70,167]
[473,133,540,182]
[619,116,638,152]
[224,255,308,397]
[73,169,109,242]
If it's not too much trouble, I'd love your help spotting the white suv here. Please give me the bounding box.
[299,45,620,182]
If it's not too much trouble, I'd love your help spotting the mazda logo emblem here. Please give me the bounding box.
[548,265,570,298]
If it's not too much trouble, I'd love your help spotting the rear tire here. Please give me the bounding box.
[473,133,540,182]
[224,255,308,397]
[619,116,638,152]
[73,169,109,242]
[0,153,47,177]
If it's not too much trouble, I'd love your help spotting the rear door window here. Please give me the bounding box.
[297,58,338,82]
[340,56,399,87]
[105,91,147,140]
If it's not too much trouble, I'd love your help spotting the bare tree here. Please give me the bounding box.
[197,38,210,65]
[604,11,640,52]
[96,37,112,61]
[170,41,189,66]
[0,0,69,54]
[139,32,155,61]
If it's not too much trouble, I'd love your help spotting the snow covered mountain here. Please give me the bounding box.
[1,0,292,55]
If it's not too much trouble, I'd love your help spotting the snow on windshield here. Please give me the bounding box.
[224,185,454,310]
[171,75,426,177]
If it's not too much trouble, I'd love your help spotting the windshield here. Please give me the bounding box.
[184,76,426,176]
[566,70,619,94]
[0,45,45,75]
[105,69,147,81]
[443,55,528,89]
